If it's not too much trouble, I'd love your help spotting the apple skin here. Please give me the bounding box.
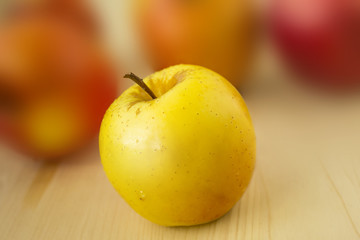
[135,0,257,87]
[99,65,256,226]
[0,16,118,159]
[270,0,360,89]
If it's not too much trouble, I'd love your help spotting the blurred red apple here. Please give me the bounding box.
[270,0,360,89]
[135,0,257,87]
[4,0,97,35]
[0,16,118,159]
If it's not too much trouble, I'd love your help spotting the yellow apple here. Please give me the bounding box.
[134,0,257,87]
[99,65,256,226]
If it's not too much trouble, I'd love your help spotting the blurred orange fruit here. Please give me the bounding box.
[0,15,118,159]
[135,0,257,87]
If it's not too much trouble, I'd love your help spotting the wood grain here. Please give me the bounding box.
[1,88,360,240]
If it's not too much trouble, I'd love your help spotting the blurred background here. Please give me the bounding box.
[1,0,358,160]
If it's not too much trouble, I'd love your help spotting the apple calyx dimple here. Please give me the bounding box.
[124,73,157,99]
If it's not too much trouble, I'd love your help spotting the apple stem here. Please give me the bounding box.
[124,73,157,99]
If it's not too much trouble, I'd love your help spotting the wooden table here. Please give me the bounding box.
[1,0,360,239]
[1,82,360,239]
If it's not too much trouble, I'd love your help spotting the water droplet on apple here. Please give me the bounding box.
[138,190,146,201]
